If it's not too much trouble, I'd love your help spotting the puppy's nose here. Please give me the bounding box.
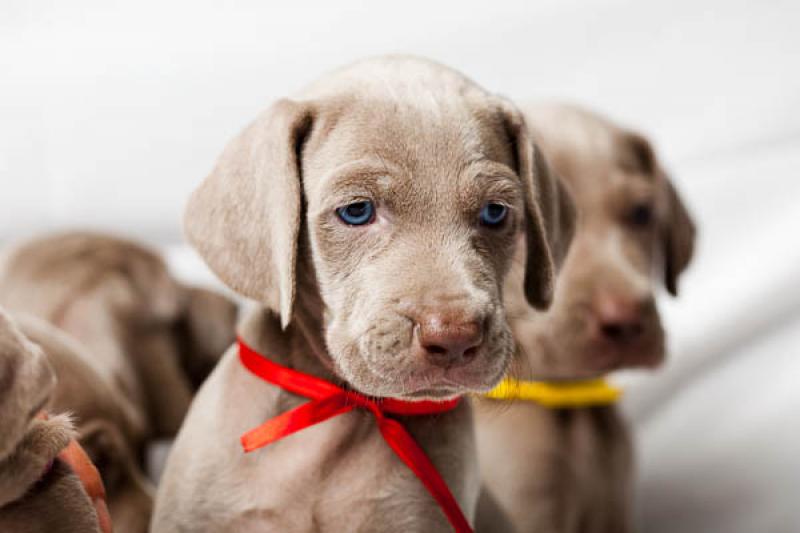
[592,292,649,344]
[415,314,484,368]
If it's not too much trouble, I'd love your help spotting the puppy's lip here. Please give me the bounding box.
[588,351,625,371]
[398,378,468,397]
[624,351,664,370]
[394,371,492,400]
[399,388,464,401]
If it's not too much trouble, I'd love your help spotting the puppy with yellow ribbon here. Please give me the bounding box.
[474,103,696,533]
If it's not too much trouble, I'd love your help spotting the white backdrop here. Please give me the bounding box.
[3,0,798,243]
[2,2,800,531]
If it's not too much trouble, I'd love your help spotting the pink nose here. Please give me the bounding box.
[592,291,648,344]
[415,314,484,368]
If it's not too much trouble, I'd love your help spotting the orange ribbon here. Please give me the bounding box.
[37,411,112,533]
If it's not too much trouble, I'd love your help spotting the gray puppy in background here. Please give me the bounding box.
[0,307,104,533]
[0,231,239,441]
[475,103,696,533]
[0,232,239,531]
[153,56,575,532]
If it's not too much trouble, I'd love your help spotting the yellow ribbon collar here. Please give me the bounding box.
[483,377,622,408]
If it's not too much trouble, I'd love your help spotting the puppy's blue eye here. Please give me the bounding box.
[336,201,375,226]
[479,203,508,227]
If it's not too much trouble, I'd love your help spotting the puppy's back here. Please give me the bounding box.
[0,231,180,325]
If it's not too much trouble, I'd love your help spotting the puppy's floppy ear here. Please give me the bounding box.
[621,131,696,296]
[499,101,576,309]
[619,132,657,175]
[531,147,577,271]
[660,175,696,296]
[184,99,314,328]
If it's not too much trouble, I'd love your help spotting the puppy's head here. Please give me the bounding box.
[506,104,696,379]
[185,57,574,399]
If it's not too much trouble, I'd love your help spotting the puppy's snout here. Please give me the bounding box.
[591,291,651,344]
[414,313,485,368]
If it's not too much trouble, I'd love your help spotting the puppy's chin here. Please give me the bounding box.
[394,365,509,401]
[334,350,510,402]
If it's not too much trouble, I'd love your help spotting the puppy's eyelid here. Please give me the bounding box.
[317,192,378,214]
[341,194,375,205]
[475,174,522,198]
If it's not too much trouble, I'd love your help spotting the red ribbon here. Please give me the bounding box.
[238,338,473,533]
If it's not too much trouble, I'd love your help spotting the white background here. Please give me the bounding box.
[2,2,799,531]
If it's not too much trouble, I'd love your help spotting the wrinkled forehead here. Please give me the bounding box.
[301,95,516,200]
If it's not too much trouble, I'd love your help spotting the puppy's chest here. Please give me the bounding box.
[559,407,632,511]
[232,410,473,532]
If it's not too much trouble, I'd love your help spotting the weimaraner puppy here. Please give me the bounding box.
[0,307,106,533]
[152,56,575,532]
[0,232,238,531]
[0,231,239,442]
[475,104,696,533]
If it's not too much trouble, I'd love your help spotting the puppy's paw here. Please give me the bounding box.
[29,413,77,456]
[0,413,76,506]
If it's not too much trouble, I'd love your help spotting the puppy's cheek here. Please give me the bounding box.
[513,308,571,377]
[347,317,418,395]
[323,323,355,372]
[360,316,413,364]
[324,321,386,395]
[486,321,514,381]
[643,323,667,368]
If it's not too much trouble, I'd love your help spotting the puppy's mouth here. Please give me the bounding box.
[335,317,513,400]
[520,325,665,380]
[392,362,508,401]
[401,387,464,401]
[561,340,665,378]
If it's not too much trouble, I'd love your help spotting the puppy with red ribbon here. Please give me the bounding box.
[153,56,574,532]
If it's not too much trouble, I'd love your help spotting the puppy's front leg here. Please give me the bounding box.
[474,486,515,533]
[502,472,581,533]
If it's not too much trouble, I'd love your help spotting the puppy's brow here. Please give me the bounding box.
[468,160,517,179]
[466,161,522,198]
[320,158,402,200]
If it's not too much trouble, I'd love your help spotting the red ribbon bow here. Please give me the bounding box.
[238,338,473,533]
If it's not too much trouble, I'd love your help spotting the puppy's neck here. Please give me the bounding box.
[238,286,340,386]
